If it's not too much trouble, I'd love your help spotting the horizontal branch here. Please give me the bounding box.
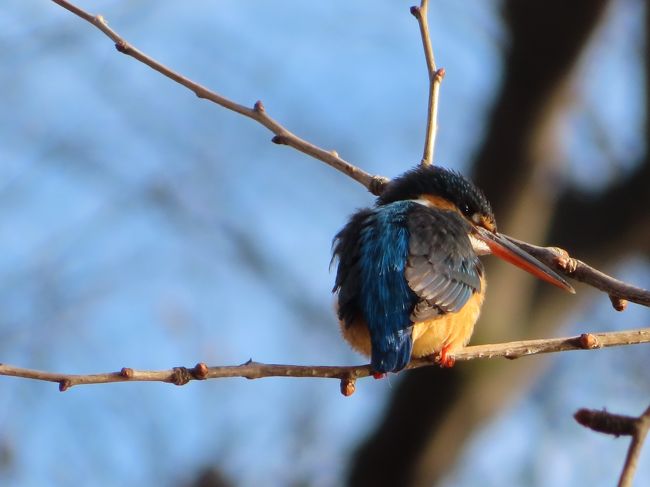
[1,328,648,396]
[574,408,638,437]
[505,236,650,309]
[50,0,389,195]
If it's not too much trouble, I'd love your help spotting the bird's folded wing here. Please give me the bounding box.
[405,207,483,322]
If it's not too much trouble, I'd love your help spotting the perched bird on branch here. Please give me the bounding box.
[332,166,574,374]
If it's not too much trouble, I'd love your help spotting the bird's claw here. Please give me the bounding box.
[438,345,455,368]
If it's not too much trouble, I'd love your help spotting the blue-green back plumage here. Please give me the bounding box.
[332,166,487,373]
[357,201,418,372]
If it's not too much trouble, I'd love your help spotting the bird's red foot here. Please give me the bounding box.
[438,345,455,368]
[372,372,386,380]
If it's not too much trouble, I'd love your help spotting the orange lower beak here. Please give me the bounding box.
[474,227,575,293]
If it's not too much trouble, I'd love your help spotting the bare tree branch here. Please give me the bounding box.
[27,6,650,483]
[49,0,650,312]
[618,406,650,487]
[506,237,650,308]
[50,0,389,195]
[575,405,650,487]
[1,328,648,395]
[410,0,445,166]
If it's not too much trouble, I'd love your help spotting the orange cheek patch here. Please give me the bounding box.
[422,195,459,212]
[480,215,496,232]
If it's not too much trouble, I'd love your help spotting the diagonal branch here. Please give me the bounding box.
[1,328,648,395]
[410,0,445,166]
[575,405,650,487]
[49,0,650,312]
[50,0,389,195]
[506,236,650,308]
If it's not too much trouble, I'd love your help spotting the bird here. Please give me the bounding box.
[332,165,574,374]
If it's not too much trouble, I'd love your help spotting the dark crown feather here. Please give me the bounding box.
[377,165,494,225]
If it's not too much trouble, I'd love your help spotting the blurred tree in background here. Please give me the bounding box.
[0,1,648,487]
[350,1,650,486]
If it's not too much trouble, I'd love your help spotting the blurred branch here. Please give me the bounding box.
[358,2,623,481]
[506,237,650,308]
[575,405,650,487]
[50,0,389,195]
[1,328,648,394]
[471,0,610,211]
[410,0,445,166]
[549,160,650,259]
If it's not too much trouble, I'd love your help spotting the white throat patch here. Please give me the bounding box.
[469,234,491,256]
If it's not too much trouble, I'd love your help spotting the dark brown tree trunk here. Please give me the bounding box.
[346,1,613,486]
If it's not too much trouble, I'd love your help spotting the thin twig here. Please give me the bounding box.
[1,328,648,395]
[574,409,638,436]
[410,0,445,166]
[50,0,389,195]
[619,406,650,487]
[506,236,650,308]
[575,405,650,487]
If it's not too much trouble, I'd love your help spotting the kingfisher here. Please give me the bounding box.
[332,165,574,374]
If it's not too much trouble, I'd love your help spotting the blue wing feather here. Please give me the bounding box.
[358,201,418,373]
[405,206,483,321]
[332,201,483,374]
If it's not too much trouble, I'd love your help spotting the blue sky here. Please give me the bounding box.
[1,1,648,486]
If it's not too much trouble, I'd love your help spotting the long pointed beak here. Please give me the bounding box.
[474,227,575,293]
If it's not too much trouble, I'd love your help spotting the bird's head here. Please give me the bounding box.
[378,165,574,293]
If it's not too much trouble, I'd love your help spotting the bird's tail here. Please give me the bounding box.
[370,328,413,373]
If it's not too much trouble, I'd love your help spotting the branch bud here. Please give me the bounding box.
[340,378,356,397]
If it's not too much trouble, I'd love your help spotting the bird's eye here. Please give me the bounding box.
[461,204,471,215]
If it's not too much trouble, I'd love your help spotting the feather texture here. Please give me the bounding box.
[332,201,484,373]
[405,206,483,322]
[333,202,418,372]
